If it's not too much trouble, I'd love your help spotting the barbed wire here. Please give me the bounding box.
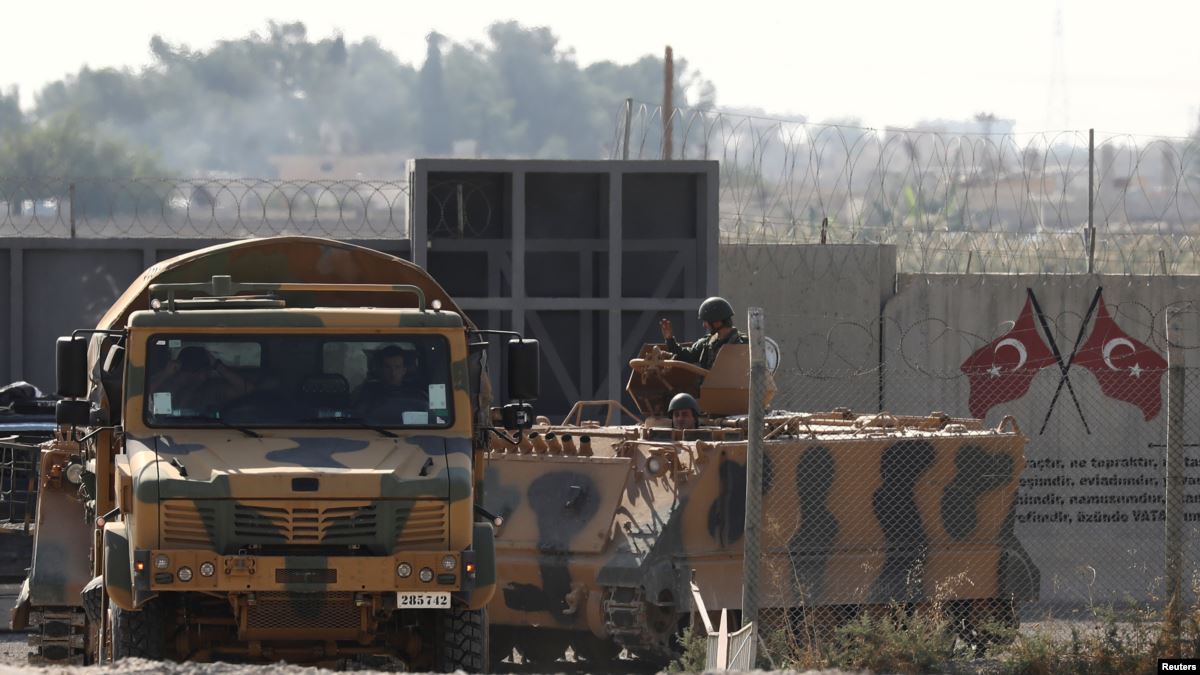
[766,297,1194,384]
[616,100,1200,275]
[0,177,410,239]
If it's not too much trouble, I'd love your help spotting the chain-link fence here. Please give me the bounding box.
[616,100,1200,275]
[742,301,1200,665]
[0,177,411,239]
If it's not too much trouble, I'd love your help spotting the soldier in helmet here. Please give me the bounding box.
[660,296,747,370]
[668,392,700,430]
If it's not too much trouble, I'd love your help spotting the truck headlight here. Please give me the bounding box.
[199,562,215,577]
[177,566,193,582]
[65,464,85,484]
[397,563,412,578]
[646,455,666,476]
[154,554,170,570]
[441,555,456,571]
[419,567,434,583]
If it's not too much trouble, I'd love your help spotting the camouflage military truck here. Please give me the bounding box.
[482,343,1040,665]
[13,237,539,670]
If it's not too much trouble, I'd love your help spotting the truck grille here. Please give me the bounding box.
[234,502,378,544]
[162,502,217,548]
[246,592,361,630]
[395,500,448,548]
[160,498,449,553]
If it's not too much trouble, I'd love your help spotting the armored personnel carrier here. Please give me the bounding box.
[482,343,1039,665]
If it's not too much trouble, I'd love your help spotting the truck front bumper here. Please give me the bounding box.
[135,549,474,593]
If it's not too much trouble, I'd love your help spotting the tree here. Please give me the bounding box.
[0,113,165,216]
[13,21,719,173]
[0,87,22,135]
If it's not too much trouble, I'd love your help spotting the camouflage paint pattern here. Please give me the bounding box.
[483,344,1039,657]
[117,309,485,607]
[25,237,496,662]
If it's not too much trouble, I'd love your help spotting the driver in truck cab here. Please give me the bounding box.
[147,345,252,412]
[659,296,747,370]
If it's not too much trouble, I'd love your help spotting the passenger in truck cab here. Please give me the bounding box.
[148,346,253,413]
[660,296,747,370]
[668,393,700,430]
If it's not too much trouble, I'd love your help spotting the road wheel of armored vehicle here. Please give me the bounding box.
[436,606,488,673]
[517,636,566,666]
[571,633,624,664]
[949,599,1018,655]
[111,599,165,661]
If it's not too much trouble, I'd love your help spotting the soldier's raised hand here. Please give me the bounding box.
[660,317,674,341]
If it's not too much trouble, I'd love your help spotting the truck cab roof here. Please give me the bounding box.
[129,307,466,330]
[98,236,472,331]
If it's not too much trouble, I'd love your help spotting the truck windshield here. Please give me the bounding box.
[143,334,454,429]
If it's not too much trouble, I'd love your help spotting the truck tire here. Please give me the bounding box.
[438,606,487,673]
[81,576,104,625]
[111,598,164,660]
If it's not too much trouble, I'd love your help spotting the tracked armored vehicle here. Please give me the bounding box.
[13,237,540,670]
[483,343,1039,664]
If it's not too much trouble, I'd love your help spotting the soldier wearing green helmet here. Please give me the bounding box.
[667,392,700,430]
[659,296,747,370]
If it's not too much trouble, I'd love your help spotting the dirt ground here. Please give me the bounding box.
[0,580,1091,675]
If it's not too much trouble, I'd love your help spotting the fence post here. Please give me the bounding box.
[1164,309,1186,652]
[68,182,76,239]
[1087,128,1096,274]
[622,98,633,161]
[743,307,766,644]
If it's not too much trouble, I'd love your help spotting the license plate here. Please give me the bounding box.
[398,592,451,609]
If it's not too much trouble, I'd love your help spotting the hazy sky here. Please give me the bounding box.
[4,0,1199,137]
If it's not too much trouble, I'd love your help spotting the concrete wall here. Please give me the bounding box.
[883,275,1200,606]
[720,244,895,412]
[722,254,1200,608]
[3,239,410,392]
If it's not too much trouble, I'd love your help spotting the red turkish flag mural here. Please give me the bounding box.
[1072,297,1168,420]
[960,297,1057,418]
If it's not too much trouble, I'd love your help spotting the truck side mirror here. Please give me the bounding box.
[55,400,91,426]
[506,339,539,402]
[500,403,534,430]
[56,336,88,398]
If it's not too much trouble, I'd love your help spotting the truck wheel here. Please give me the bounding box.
[111,598,165,660]
[437,606,487,673]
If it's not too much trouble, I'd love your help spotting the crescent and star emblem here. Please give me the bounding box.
[1102,337,1141,377]
[988,338,1028,378]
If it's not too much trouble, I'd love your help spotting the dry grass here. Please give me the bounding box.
[737,600,1200,675]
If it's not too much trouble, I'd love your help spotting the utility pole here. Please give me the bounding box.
[662,46,674,160]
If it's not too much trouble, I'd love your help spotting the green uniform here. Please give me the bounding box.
[665,328,747,370]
